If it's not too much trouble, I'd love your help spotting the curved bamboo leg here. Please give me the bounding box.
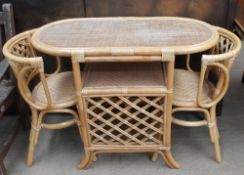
[151,152,159,161]
[75,95,94,169]
[77,149,93,169]
[27,109,39,166]
[210,106,222,162]
[162,150,181,169]
[158,151,174,168]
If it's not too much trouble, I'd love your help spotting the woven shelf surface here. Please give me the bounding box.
[83,62,166,94]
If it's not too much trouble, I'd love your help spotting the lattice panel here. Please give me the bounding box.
[84,96,165,146]
[9,37,37,76]
[213,34,234,54]
[11,38,34,58]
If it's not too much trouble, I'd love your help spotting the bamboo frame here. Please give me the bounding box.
[71,49,181,169]
[171,27,241,163]
[2,30,83,166]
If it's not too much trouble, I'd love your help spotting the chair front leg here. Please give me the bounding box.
[27,108,40,166]
[210,106,222,162]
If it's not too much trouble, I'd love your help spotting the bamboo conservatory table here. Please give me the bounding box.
[30,17,219,169]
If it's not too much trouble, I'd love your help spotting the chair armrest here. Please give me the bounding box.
[198,62,229,108]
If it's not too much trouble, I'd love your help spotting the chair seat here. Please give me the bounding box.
[173,69,214,107]
[32,71,76,108]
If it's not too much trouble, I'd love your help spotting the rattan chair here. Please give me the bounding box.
[3,30,82,166]
[171,27,241,162]
[71,50,180,169]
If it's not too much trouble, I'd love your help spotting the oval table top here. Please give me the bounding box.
[31,17,219,57]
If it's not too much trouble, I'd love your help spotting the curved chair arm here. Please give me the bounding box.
[197,59,230,108]
[17,58,52,111]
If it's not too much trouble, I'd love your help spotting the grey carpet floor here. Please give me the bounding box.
[3,42,244,175]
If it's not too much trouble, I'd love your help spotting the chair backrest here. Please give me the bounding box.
[197,27,242,108]
[3,30,52,110]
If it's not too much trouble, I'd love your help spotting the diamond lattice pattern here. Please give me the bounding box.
[84,96,165,146]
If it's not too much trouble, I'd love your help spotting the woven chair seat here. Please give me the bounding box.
[32,71,76,108]
[83,62,167,95]
[173,69,214,107]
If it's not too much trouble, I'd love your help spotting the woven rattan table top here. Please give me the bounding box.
[31,17,219,56]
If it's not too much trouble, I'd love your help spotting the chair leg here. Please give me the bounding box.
[27,109,39,166]
[34,113,45,145]
[151,153,158,161]
[203,109,215,143]
[210,106,222,163]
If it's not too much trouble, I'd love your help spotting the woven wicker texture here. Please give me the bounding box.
[85,96,165,146]
[32,17,218,56]
[83,62,165,92]
[39,18,212,47]
[173,69,214,107]
[32,71,76,108]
